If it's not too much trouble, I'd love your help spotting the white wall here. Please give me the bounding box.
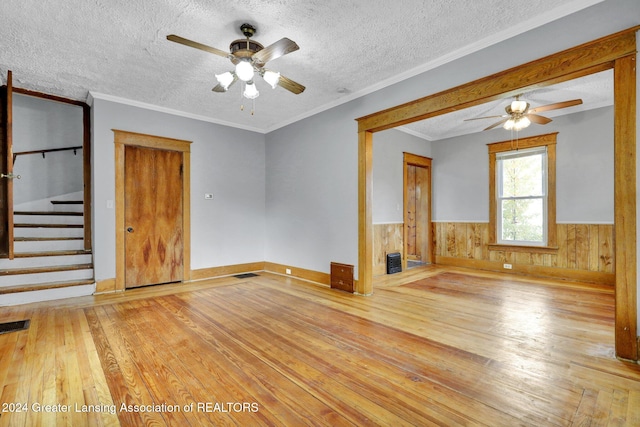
[431,106,614,223]
[12,94,83,205]
[91,98,266,282]
[373,129,431,224]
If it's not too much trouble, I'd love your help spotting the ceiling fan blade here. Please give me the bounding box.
[463,115,506,122]
[167,34,230,58]
[277,74,305,94]
[484,118,508,131]
[252,38,299,64]
[527,114,552,125]
[528,99,583,114]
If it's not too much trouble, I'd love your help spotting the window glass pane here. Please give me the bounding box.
[501,198,544,242]
[500,153,543,197]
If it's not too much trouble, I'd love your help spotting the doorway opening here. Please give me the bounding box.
[403,153,432,270]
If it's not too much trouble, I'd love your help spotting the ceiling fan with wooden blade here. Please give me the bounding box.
[465,96,582,131]
[167,23,305,96]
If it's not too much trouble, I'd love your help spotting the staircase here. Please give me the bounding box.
[0,198,94,306]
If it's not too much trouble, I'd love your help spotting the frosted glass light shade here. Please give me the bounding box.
[263,70,280,89]
[243,82,259,99]
[514,116,531,131]
[215,72,234,90]
[503,118,515,130]
[511,100,528,114]
[235,61,254,82]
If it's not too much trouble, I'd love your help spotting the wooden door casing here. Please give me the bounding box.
[124,145,183,288]
[403,153,432,268]
[0,70,13,259]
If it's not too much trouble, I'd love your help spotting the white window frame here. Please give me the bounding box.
[487,132,557,250]
[496,147,548,246]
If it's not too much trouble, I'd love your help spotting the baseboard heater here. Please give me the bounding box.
[387,252,402,274]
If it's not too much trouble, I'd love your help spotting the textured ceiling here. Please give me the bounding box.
[0,0,605,135]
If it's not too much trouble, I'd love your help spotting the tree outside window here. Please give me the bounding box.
[488,133,557,249]
[498,149,546,244]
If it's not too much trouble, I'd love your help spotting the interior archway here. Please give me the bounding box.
[356,27,638,361]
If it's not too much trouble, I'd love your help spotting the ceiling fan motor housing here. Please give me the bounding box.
[230,23,263,64]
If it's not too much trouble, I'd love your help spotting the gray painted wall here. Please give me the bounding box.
[82,0,638,331]
[91,98,266,281]
[264,0,638,278]
[431,106,614,223]
[373,129,431,224]
[12,94,83,205]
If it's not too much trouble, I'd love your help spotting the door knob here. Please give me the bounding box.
[126,227,134,233]
[1,173,20,179]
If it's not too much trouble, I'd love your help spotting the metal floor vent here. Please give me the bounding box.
[233,273,259,279]
[0,320,30,335]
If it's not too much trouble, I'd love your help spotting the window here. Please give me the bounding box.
[488,133,557,249]
[496,147,547,245]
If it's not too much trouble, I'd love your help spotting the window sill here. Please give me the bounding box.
[488,243,559,254]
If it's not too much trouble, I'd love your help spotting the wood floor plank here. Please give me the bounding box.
[219,283,575,425]
[2,267,640,426]
[156,294,355,426]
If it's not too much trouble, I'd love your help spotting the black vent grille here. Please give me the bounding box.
[0,320,30,335]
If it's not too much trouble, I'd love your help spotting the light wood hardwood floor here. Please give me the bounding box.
[1,266,639,426]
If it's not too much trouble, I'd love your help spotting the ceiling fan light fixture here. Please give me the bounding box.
[503,118,515,130]
[235,60,254,82]
[510,99,528,114]
[215,72,235,90]
[515,116,531,130]
[503,116,531,131]
[263,70,280,89]
[243,81,259,99]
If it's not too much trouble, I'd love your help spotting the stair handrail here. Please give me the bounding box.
[12,145,83,164]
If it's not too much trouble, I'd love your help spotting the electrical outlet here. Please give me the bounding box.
[503,263,513,270]
[204,193,213,200]
[285,268,292,275]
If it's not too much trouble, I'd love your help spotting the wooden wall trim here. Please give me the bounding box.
[264,262,331,287]
[113,130,192,291]
[83,105,92,251]
[355,27,638,360]
[613,53,637,359]
[95,278,117,294]
[356,27,638,133]
[190,262,265,281]
[435,256,615,285]
[357,130,373,295]
[488,132,557,247]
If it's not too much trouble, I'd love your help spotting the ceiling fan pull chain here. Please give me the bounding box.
[240,82,245,111]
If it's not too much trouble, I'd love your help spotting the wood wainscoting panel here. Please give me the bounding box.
[434,222,615,283]
[373,223,403,276]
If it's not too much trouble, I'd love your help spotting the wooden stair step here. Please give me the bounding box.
[0,279,94,295]
[51,200,83,205]
[14,250,92,258]
[0,263,93,276]
[14,223,83,228]
[15,237,83,242]
[15,211,83,216]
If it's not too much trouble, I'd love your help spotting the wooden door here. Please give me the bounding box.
[124,145,183,288]
[404,153,432,266]
[0,70,14,259]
